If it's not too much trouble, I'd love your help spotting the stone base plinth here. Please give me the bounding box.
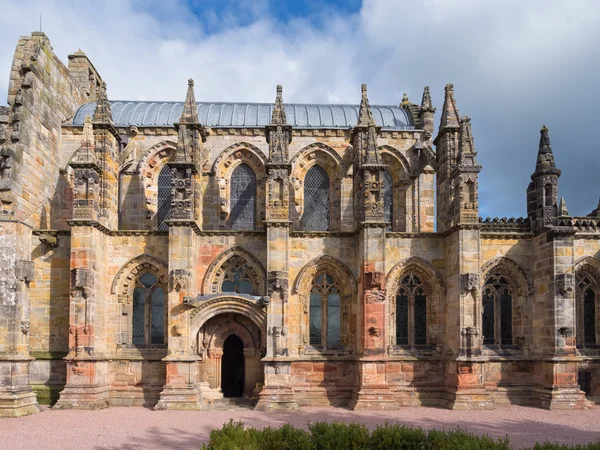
[348,386,399,410]
[445,388,496,410]
[255,385,299,410]
[531,387,589,410]
[53,384,111,410]
[0,387,39,417]
[155,384,203,410]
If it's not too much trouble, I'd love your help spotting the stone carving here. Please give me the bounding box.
[169,167,193,220]
[365,289,385,304]
[20,321,30,335]
[269,326,286,357]
[460,273,479,294]
[267,270,288,302]
[15,260,34,284]
[170,269,190,292]
[559,326,573,338]
[70,268,94,298]
[555,273,574,297]
[461,327,480,357]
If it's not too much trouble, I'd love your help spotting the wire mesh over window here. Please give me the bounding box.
[157,166,172,231]
[230,164,256,231]
[383,170,393,231]
[584,288,596,344]
[482,275,513,345]
[301,165,330,231]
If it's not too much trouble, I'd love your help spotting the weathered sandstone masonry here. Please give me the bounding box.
[0,32,598,417]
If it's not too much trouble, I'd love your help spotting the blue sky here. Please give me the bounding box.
[0,0,599,219]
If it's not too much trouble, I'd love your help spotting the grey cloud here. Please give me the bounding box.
[1,0,598,217]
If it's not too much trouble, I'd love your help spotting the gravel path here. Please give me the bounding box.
[1,405,599,449]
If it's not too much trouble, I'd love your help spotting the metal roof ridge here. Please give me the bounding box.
[103,100,404,108]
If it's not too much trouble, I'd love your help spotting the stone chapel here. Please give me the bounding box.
[1,32,599,417]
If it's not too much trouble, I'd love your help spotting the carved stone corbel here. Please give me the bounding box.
[460,273,479,294]
[15,260,34,284]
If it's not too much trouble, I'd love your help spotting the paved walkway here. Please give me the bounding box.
[2,405,599,449]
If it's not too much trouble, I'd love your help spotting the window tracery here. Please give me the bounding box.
[132,271,166,345]
[482,274,513,345]
[221,265,254,295]
[395,272,427,346]
[309,272,342,348]
[576,272,598,346]
[301,165,330,231]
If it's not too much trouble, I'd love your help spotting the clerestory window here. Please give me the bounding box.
[132,271,166,345]
[230,163,257,231]
[301,165,330,231]
[157,166,172,230]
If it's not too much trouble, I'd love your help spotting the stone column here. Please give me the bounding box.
[0,222,38,417]
[530,228,587,409]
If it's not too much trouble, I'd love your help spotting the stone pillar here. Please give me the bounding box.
[0,223,38,417]
[530,228,587,409]
[54,226,111,410]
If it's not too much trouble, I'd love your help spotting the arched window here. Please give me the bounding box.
[383,170,393,231]
[302,165,330,231]
[230,164,257,231]
[309,272,341,348]
[221,265,254,295]
[482,275,513,345]
[396,272,427,346]
[157,166,172,230]
[132,271,166,345]
[577,273,598,346]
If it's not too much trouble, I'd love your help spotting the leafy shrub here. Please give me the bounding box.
[309,421,370,450]
[257,423,314,450]
[370,423,429,450]
[531,444,600,450]
[428,428,511,450]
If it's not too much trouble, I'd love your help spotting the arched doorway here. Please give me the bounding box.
[221,334,245,397]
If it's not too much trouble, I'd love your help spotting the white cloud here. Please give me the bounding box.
[1,0,599,217]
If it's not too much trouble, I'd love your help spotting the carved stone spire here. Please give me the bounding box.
[180,78,199,125]
[533,125,561,178]
[266,84,291,164]
[419,86,436,135]
[458,117,478,163]
[92,81,113,124]
[558,197,569,217]
[357,83,376,127]
[271,84,287,126]
[589,198,600,217]
[439,83,460,131]
[452,116,481,225]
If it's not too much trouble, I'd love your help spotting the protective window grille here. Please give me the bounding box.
[309,272,341,348]
[131,272,165,346]
[230,164,256,231]
[383,170,393,231]
[584,288,596,344]
[396,273,427,346]
[302,165,330,231]
[157,166,172,231]
[482,275,513,345]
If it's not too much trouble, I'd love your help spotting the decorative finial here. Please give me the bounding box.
[188,78,194,86]
[558,197,569,217]
[277,84,282,94]
[401,93,409,106]
[361,84,367,94]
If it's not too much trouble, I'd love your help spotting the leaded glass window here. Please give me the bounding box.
[157,166,172,230]
[221,266,254,295]
[301,165,330,231]
[395,273,427,346]
[584,288,596,344]
[482,275,513,345]
[131,271,165,346]
[230,164,256,231]
[309,272,342,348]
[383,170,393,231]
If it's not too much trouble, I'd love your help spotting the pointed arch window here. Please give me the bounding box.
[221,265,254,295]
[309,272,341,348]
[383,170,393,231]
[482,275,513,345]
[576,274,598,346]
[395,273,427,346]
[157,166,172,230]
[230,163,257,231]
[132,271,166,346]
[302,165,330,231]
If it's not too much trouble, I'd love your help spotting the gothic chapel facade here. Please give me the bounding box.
[1,32,600,417]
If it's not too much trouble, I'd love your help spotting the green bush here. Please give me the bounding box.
[310,421,370,450]
[202,420,600,450]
